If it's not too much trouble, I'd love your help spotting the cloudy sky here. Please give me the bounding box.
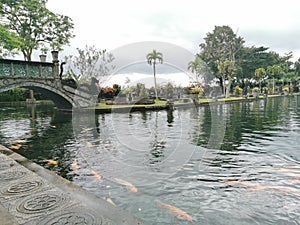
[45,0,300,86]
[47,0,300,60]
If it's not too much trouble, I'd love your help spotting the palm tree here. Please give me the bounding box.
[188,56,202,83]
[147,49,163,100]
[267,65,283,94]
[254,68,266,93]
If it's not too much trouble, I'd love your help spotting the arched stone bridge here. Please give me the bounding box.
[0,57,96,109]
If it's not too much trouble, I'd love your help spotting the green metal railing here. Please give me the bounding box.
[0,59,54,79]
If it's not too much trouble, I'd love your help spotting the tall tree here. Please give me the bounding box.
[254,68,266,93]
[147,49,163,100]
[237,46,281,79]
[217,60,237,97]
[267,65,283,93]
[0,0,74,61]
[294,58,300,76]
[198,25,244,93]
[64,45,115,83]
[188,56,211,83]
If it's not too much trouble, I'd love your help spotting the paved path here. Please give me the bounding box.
[0,145,143,225]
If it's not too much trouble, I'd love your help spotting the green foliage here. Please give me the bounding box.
[199,25,244,74]
[266,64,284,78]
[0,88,49,102]
[233,85,243,96]
[218,60,237,80]
[254,68,266,79]
[0,88,27,102]
[147,50,163,65]
[0,0,74,61]
[112,84,121,96]
[237,46,282,79]
[188,56,213,84]
[0,24,22,58]
[136,83,148,98]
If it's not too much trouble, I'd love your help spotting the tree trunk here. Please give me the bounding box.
[153,63,158,100]
[219,77,224,95]
[225,80,232,98]
[259,80,262,94]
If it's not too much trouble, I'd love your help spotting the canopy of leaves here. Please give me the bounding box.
[188,56,213,83]
[218,60,237,80]
[0,0,74,61]
[198,25,244,74]
[0,24,22,57]
[237,46,282,79]
[147,50,163,65]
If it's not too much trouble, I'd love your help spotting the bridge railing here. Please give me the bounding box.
[0,59,54,79]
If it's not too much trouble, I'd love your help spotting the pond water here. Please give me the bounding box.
[0,96,300,225]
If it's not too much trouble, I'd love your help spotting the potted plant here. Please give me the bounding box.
[234,85,243,97]
[39,47,48,62]
[252,87,260,98]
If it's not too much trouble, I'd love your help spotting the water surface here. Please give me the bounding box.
[1,97,300,224]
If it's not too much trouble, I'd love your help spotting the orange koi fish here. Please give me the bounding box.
[155,200,193,222]
[226,180,300,194]
[114,178,138,193]
[44,159,58,165]
[91,170,103,183]
[10,144,22,151]
[10,139,26,144]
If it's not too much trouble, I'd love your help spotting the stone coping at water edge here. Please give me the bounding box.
[0,145,143,225]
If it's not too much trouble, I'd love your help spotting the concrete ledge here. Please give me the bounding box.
[0,145,143,225]
[0,204,18,225]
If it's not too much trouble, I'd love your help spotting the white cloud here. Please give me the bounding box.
[46,0,300,60]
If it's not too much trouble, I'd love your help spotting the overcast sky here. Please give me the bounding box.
[46,0,300,61]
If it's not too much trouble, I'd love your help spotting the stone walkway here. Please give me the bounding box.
[0,145,143,225]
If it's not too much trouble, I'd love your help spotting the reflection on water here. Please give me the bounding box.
[0,96,300,224]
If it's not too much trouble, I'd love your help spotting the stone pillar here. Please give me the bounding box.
[51,51,61,88]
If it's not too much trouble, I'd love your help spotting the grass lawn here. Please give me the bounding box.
[94,100,168,109]
[93,94,297,110]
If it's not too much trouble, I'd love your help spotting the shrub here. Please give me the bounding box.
[234,86,243,96]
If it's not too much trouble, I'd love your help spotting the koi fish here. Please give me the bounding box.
[10,139,26,144]
[226,180,300,194]
[44,159,58,165]
[71,161,79,171]
[275,167,300,174]
[155,200,193,222]
[50,125,57,129]
[114,178,138,193]
[91,170,103,183]
[80,128,93,133]
[10,144,22,151]
[86,142,93,148]
[106,198,116,206]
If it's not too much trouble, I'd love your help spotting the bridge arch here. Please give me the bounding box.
[0,82,73,109]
